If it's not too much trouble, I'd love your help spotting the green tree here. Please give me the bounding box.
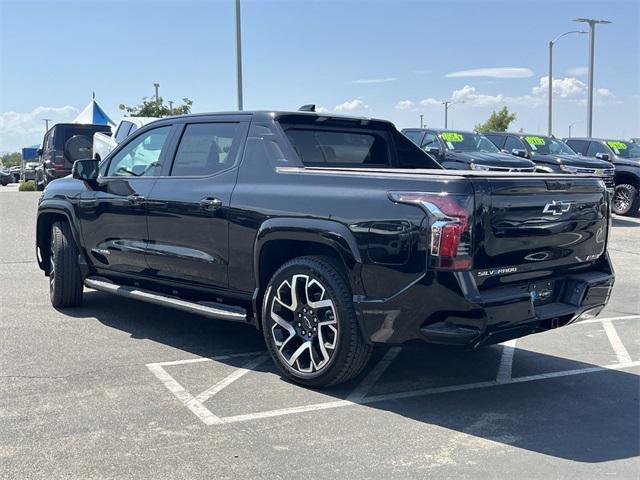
[119,96,193,117]
[475,106,517,132]
[0,152,22,168]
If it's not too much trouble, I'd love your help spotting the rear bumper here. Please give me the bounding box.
[354,254,615,346]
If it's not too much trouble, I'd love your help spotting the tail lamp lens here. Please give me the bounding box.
[388,192,473,270]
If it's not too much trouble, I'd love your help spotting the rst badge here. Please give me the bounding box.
[543,200,572,216]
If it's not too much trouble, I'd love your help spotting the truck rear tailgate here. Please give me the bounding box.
[470,176,608,289]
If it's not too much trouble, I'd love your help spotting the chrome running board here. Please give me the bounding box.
[84,277,247,322]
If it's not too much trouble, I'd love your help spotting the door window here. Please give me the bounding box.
[586,141,608,158]
[403,131,425,145]
[170,123,242,176]
[485,134,505,149]
[420,132,439,149]
[504,136,526,152]
[106,126,171,177]
[565,139,588,155]
[115,122,134,143]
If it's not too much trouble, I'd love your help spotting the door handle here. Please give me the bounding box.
[128,194,146,206]
[199,197,223,211]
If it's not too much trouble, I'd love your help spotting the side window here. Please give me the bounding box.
[129,124,139,135]
[566,139,587,155]
[46,131,55,150]
[107,126,171,177]
[403,131,424,145]
[421,132,439,149]
[504,136,526,152]
[115,122,133,143]
[170,122,242,177]
[485,134,505,149]
[586,141,608,158]
[284,128,390,167]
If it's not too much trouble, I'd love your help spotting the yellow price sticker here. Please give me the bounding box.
[607,141,627,150]
[441,132,464,142]
[525,136,546,146]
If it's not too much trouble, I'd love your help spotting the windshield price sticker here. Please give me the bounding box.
[525,136,545,146]
[441,132,464,143]
[607,141,627,151]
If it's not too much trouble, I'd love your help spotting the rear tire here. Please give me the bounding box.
[612,184,639,216]
[262,256,372,388]
[49,221,83,308]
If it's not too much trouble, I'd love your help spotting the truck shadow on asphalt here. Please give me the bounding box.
[64,290,639,464]
[612,216,640,228]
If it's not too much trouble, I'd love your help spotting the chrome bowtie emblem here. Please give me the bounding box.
[543,200,572,215]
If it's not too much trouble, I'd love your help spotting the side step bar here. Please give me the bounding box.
[84,277,247,322]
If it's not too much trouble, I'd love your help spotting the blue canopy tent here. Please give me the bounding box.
[72,95,115,126]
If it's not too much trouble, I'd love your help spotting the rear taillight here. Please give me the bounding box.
[388,192,473,270]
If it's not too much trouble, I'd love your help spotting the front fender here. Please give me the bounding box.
[36,199,83,272]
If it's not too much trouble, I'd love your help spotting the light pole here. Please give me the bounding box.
[568,120,582,138]
[442,100,462,129]
[168,100,174,115]
[235,0,244,110]
[41,118,51,131]
[420,114,424,128]
[153,83,160,105]
[574,18,611,137]
[547,30,587,136]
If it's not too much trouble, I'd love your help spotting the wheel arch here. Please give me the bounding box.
[36,202,82,274]
[252,218,365,325]
[614,170,640,188]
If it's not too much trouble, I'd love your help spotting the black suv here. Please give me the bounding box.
[402,128,536,171]
[484,132,614,189]
[36,111,614,387]
[564,138,640,216]
[35,123,111,191]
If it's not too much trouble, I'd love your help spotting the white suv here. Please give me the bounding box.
[93,117,157,160]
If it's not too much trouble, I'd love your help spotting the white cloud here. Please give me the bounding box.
[0,105,79,152]
[596,88,615,99]
[334,98,369,112]
[445,67,534,79]
[566,66,588,76]
[345,77,397,84]
[419,98,441,107]
[532,76,586,98]
[395,100,416,110]
[315,106,330,113]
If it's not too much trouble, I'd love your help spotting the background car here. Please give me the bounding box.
[0,169,13,186]
[485,132,615,189]
[402,128,536,171]
[35,123,111,191]
[92,117,157,161]
[564,137,640,216]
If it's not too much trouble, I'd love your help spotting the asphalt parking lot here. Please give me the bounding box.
[1,185,639,479]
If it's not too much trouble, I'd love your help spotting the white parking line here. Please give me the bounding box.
[193,353,270,404]
[147,314,639,426]
[347,347,402,403]
[579,314,640,325]
[496,339,518,383]
[602,320,633,363]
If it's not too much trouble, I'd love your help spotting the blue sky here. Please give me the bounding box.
[1,0,638,151]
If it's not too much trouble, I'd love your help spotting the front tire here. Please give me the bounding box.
[262,256,372,388]
[49,221,83,308]
[612,184,639,216]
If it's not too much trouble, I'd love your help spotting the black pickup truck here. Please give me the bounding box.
[36,111,614,387]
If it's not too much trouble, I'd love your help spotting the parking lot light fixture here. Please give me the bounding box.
[547,30,587,136]
[574,18,612,137]
[442,100,463,129]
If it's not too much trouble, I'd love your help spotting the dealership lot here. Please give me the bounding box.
[1,189,639,479]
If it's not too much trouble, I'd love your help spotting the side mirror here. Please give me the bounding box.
[595,152,610,161]
[425,146,441,157]
[511,148,528,158]
[72,158,99,185]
